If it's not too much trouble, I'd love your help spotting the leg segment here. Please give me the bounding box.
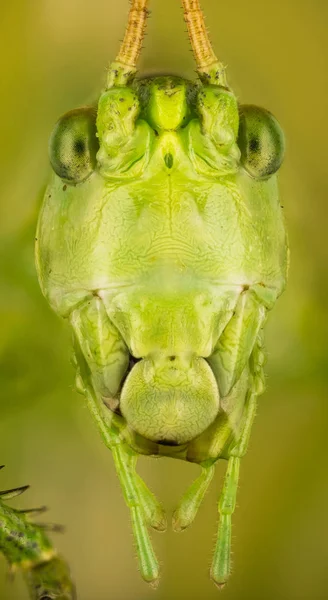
[111,446,160,584]
[83,378,160,584]
[210,388,257,586]
[116,453,166,532]
[210,333,265,587]
[207,289,266,398]
[210,456,239,587]
[134,470,167,531]
[230,388,258,459]
[71,303,164,584]
[172,465,215,531]
[71,297,130,403]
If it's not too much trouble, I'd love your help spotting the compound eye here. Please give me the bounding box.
[49,107,99,184]
[238,105,285,180]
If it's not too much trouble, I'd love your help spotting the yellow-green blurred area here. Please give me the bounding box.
[0,0,327,598]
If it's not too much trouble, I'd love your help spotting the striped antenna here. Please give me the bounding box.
[108,0,150,87]
[181,0,227,85]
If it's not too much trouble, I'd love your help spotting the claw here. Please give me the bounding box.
[0,485,30,500]
[171,511,187,532]
[149,578,160,590]
[211,579,227,590]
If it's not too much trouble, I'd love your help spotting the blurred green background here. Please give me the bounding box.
[0,0,327,598]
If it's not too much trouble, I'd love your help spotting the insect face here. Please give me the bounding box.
[36,0,289,589]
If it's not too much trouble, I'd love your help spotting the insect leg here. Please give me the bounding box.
[74,346,161,585]
[111,445,160,584]
[207,289,266,398]
[133,463,167,531]
[210,336,265,587]
[71,296,165,520]
[210,454,239,588]
[172,464,215,531]
[71,296,130,406]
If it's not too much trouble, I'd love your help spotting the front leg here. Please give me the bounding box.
[81,381,162,584]
[71,295,130,408]
[207,288,266,398]
[70,297,164,584]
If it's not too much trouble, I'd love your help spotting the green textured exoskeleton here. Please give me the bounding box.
[0,466,75,599]
[35,0,288,587]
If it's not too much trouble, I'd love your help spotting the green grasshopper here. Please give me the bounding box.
[35,0,288,588]
[0,466,75,599]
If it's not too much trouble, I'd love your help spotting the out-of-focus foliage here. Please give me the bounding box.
[0,1,327,598]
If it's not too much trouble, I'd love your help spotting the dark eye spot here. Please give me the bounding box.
[74,139,85,154]
[249,137,259,153]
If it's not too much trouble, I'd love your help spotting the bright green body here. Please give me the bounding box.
[36,77,287,456]
[36,74,288,585]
